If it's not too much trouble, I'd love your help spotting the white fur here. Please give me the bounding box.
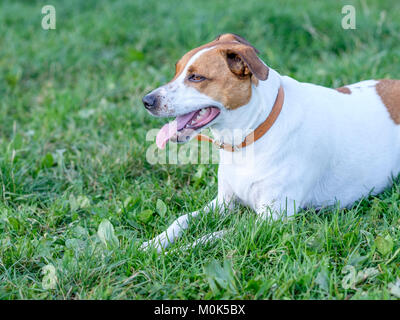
[141,49,400,253]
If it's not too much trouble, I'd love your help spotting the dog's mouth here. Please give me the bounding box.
[156,106,220,149]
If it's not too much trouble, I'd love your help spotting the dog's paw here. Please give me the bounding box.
[139,240,155,251]
[139,241,149,251]
[139,237,165,253]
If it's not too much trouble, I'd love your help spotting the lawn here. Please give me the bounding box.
[1,0,400,299]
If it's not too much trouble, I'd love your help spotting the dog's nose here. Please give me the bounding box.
[142,94,158,110]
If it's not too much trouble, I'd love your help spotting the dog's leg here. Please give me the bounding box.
[166,229,229,254]
[255,197,298,221]
[171,200,295,253]
[167,201,294,254]
[140,198,227,253]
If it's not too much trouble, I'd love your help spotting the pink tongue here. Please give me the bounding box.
[156,111,197,149]
[194,107,219,127]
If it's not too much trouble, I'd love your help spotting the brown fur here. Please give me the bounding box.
[185,48,252,109]
[173,45,211,81]
[173,33,261,81]
[173,34,268,109]
[336,86,351,94]
[215,33,260,53]
[376,79,400,124]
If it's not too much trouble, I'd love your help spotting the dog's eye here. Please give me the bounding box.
[188,74,206,82]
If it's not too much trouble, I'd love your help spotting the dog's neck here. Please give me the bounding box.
[210,68,282,146]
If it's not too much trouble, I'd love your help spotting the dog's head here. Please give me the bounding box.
[142,33,269,149]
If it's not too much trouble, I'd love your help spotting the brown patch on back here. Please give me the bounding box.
[336,86,352,94]
[376,79,400,124]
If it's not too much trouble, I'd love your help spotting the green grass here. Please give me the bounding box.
[1,0,400,299]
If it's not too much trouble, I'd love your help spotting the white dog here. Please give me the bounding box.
[141,33,400,252]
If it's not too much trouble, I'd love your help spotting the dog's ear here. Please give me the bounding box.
[214,33,260,54]
[221,46,269,81]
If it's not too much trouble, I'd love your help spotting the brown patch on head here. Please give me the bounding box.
[376,79,400,124]
[172,33,267,83]
[183,43,268,110]
[184,48,251,109]
[214,33,260,53]
[336,86,352,94]
[173,45,210,81]
[223,45,269,80]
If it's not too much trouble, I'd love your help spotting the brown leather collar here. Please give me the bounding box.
[196,85,285,152]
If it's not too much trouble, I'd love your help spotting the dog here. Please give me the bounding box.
[141,33,400,253]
